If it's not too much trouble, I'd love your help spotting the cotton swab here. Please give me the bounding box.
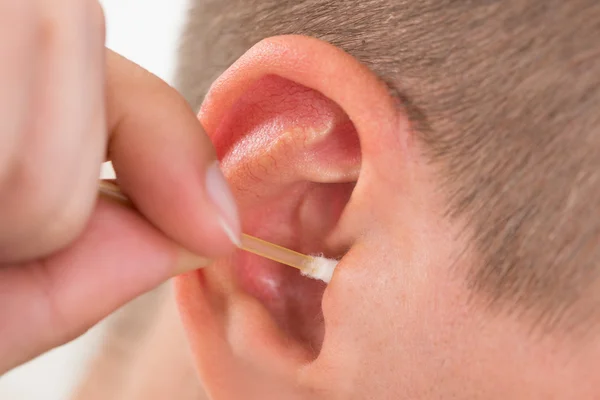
[98,180,337,283]
[239,234,337,283]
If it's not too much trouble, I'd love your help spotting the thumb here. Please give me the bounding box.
[0,197,210,372]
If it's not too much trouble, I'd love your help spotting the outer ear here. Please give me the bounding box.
[201,35,407,172]
[175,35,410,399]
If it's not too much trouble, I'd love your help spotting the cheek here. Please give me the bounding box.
[311,233,477,398]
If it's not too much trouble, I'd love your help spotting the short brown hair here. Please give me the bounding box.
[176,0,600,330]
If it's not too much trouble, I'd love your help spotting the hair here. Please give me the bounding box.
[175,0,600,331]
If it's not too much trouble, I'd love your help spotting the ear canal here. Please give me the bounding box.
[206,75,361,358]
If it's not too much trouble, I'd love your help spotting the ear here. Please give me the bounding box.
[175,35,410,398]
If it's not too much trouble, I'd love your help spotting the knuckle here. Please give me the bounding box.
[37,9,61,51]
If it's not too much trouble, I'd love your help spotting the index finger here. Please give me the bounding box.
[104,50,240,257]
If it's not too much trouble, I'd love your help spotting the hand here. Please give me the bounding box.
[0,0,240,372]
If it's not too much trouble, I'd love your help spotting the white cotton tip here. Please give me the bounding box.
[301,256,339,283]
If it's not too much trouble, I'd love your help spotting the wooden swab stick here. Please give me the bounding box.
[98,180,337,283]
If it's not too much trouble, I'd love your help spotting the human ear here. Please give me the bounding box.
[175,35,409,399]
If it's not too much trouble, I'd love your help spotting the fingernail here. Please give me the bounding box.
[205,161,242,246]
[218,216,242,247]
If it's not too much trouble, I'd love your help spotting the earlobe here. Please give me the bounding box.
[175,35,407,399]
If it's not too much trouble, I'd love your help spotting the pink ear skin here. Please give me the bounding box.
[175,35,409,399]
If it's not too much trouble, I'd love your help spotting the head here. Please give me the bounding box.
[173,1,600,398]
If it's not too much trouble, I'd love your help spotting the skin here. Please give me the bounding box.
[72,286,207,400]
[0,0,240,373]
[174,36,600,399]
[71,9,600,400]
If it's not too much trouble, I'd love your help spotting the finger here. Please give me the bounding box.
[0,1,37,179]
[105,50,241,257]
[0,1,106,263]
[0,197,210,373]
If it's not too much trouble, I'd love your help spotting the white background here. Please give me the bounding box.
[0,1,189,398]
